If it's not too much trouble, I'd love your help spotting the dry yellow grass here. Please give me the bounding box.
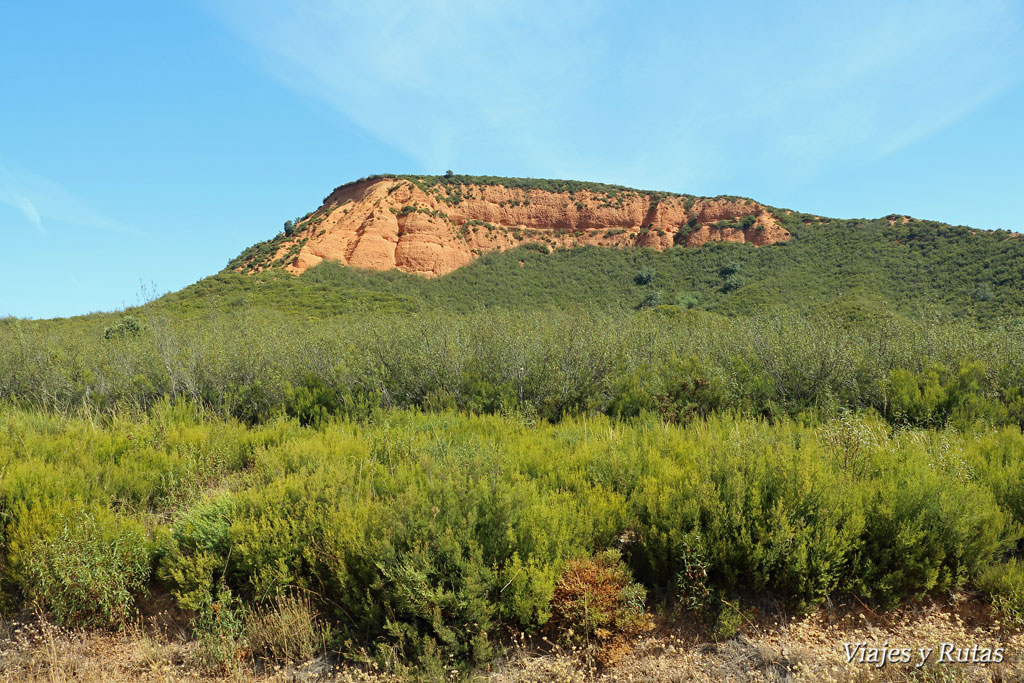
[2,595,1022,682]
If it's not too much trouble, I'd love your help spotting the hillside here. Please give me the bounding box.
[142,176,1024,321]
[227,175,790,277]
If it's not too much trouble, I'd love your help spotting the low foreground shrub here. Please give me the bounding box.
[3,407,1024,673]
[191,583,248,673]
[13,505,150,629]
[977,560,1024,628]
[550,549,647,666]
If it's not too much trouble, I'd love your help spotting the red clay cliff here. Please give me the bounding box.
[240,176,791,277]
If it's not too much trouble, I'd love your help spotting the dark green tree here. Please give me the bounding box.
[637,290,663,309]
[634,267,655,286]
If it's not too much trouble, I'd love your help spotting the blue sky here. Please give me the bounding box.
[2,0,1023,318]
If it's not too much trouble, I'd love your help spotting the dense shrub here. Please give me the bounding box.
[11,503,150,628]
[103,315,143,340]
[284,373,381,427]
[850,462,1011,605]
[629,415,1019,610]
[636,290,663,309]
[634,267,655,286]
[8,308,1024,429]
[672,291,700,309]
[3,403,1024,671]
[629,422,863,608]
[607,355,725,422]
[886,362,1009,428]
[160,494,236,612]
[721,273,745,293]
[977,560,1024,628]
[550,550,646,643]
[719,262,740,278]
[155,419,625,671]
[191,583,248,673]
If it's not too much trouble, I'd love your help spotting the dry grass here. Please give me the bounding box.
[0,613,389,683]
[3,595,1023,682]
[245,594,329,666]
[491,595,1024,682]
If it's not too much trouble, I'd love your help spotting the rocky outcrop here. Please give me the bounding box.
[242,177,791,277]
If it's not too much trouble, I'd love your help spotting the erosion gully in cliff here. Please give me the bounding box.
[237,176,792,277]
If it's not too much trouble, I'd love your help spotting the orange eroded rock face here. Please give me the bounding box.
[248,177,791,277]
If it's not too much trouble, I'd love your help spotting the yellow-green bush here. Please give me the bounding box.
[7,501,150,628]
[977,560,1024,628]
[887,362,1010,428]
[629,419,865,607]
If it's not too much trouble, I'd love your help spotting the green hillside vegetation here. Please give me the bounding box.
[167,206,1024,321]
[330,173,694,202]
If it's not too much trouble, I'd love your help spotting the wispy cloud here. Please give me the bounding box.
[204,0,612,172]
[0,162,139,237]
[206,0,1024,189]
[1,190,44,234]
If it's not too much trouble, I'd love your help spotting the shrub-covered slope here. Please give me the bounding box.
[156,205,1024,320]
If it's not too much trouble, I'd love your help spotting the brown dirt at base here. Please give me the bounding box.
[2,594,1020,682]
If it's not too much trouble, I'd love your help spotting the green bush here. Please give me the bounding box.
[659,355,727,422]
[721,273,745,293]
[674,532,712,614]
[13,503,150,628]
[976,560,1024,628]
[153,415,633,671]
[852,467,1012,605]
[887,362,1009,428]
[656,434,859,607]
[672,291,700,309]
[159,494,235,612]
[719,262,740,278]
[634,267,655,286]
[712,600,745,641]
[103,315,143,340]
[630,415,1018,610]
[192,583,248,673]
[284,373,381,427]
[636,291,663,309]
